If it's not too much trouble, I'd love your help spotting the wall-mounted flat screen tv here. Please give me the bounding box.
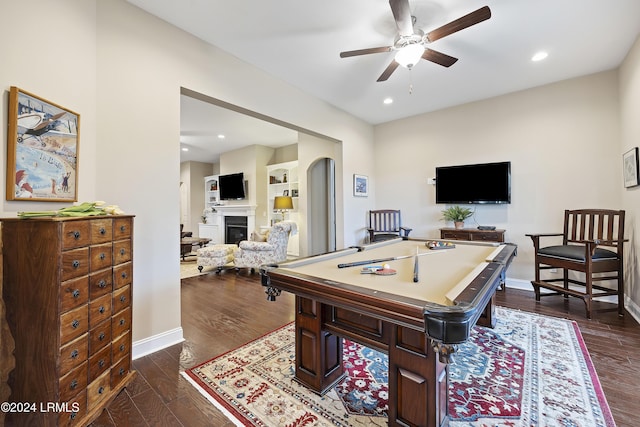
[435,161,511,204]
[219,172,246,200]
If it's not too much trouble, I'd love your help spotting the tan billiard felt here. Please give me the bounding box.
[278,239,504,306]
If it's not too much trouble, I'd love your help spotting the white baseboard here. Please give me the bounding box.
[625,296,640,324]
[132,327,184,360]
[504,277,533,291]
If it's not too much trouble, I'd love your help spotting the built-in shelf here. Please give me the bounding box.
[267,160,299,257]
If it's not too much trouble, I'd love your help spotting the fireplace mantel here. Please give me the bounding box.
[213,205,256,243]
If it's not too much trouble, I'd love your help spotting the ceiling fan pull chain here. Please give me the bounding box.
[408,69,414,95]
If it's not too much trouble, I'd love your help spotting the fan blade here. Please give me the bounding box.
[377,60,399,82]
[422,49,458,67]
[389,0,414,37]
[340,46,393,58]
[426,6,491,42]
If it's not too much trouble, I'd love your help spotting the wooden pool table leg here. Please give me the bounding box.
[292,296,345,394]
[388,325,448,427]
[476,293,497,328]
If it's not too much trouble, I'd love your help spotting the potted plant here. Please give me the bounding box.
[441,205,473,229]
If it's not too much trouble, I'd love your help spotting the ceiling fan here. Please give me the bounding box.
[340,0,491,82]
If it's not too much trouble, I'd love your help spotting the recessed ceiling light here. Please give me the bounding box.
[531,51,548,62]
[217,134,225,139]
[181,147,188,152]
[383,97,393,105]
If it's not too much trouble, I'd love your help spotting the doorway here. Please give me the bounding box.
[307,158,336,255]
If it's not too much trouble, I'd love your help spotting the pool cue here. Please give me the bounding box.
[413,247,419,282]
[337,249,441,268]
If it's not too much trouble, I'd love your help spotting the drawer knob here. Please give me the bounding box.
[70,379,78,390]
[71,350,79,359]
[99,359,105,368]
[72,289,80,298]
[121,272,128,279]
[120,225,126,232]
[99,332,105,341]
[71,319,80,329]
[98,280,107,288]
[98,386,105,395]
[99,227,106,235]
[72,260,80,268]
[119,367,125,376]
[73,231,81,239]
[119,319,126,326]
[120,295,126,303]
[99,306,105,314]
[100,253,106,260]
[120,248,126,256]
[119,344,125,352]
[70,412,77,420]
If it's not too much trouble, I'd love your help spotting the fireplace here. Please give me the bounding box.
[225,216,248,244]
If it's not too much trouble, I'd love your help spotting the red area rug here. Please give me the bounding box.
[182,307,616,426]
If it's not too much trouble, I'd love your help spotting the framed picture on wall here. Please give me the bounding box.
[353,174,368,197]
[6,86,80,201]
[623,147,639,188]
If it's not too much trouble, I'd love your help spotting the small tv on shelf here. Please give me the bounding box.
[219,172,246,200]
[435,161,511,204]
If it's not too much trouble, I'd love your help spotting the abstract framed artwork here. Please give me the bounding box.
[623,147,639,188]
[353,174,368,197]
[6,86,80,201]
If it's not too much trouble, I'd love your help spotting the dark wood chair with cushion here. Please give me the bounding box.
[526,209,626,319]
[367,209,412,243]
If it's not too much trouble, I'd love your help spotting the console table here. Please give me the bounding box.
[440,227,506,243]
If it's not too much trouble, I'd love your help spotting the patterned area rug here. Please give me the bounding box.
[182,307,616,426]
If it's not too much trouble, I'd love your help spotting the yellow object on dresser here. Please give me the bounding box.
[1,215,135,426]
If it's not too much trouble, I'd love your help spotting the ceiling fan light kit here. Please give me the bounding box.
[395,43,425,68]
[340,0,491,82]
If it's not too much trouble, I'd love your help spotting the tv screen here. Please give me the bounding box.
[435,161,511,204]
[219,172,246,200]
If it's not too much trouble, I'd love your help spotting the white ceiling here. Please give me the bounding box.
[128,0,640,163]
[179,95,298,163]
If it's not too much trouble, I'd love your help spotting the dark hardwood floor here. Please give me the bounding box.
[90,272,640,427]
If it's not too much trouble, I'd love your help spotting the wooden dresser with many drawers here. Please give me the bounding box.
[1,215,135,426]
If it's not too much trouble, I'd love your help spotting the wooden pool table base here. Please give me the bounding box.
[261,239,516,427]
[293,295,496,427]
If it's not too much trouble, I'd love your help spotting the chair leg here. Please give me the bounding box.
[584,268,593,320]
[531,281,541,301]
[618,267,625,317]
[532,261,541,301]
[563,269,569,299]
[583,296,592,320]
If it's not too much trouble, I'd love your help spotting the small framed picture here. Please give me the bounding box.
[283,190,289,196]
[623,147,639,188]
[291,189,299,197]
[353,174,368,197]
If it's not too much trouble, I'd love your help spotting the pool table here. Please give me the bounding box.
[260,237,516,427]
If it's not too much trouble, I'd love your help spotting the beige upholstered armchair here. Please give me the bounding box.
[233,221,296,273]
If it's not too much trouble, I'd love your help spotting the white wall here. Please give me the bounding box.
[0,0,98,210]
[180,161,212,234]
[3,0,637,353]
[374,71,622,282]
[1,0,375,356]
[94,0,375,352]
[105,1,379,353]
[619,35,640,318]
